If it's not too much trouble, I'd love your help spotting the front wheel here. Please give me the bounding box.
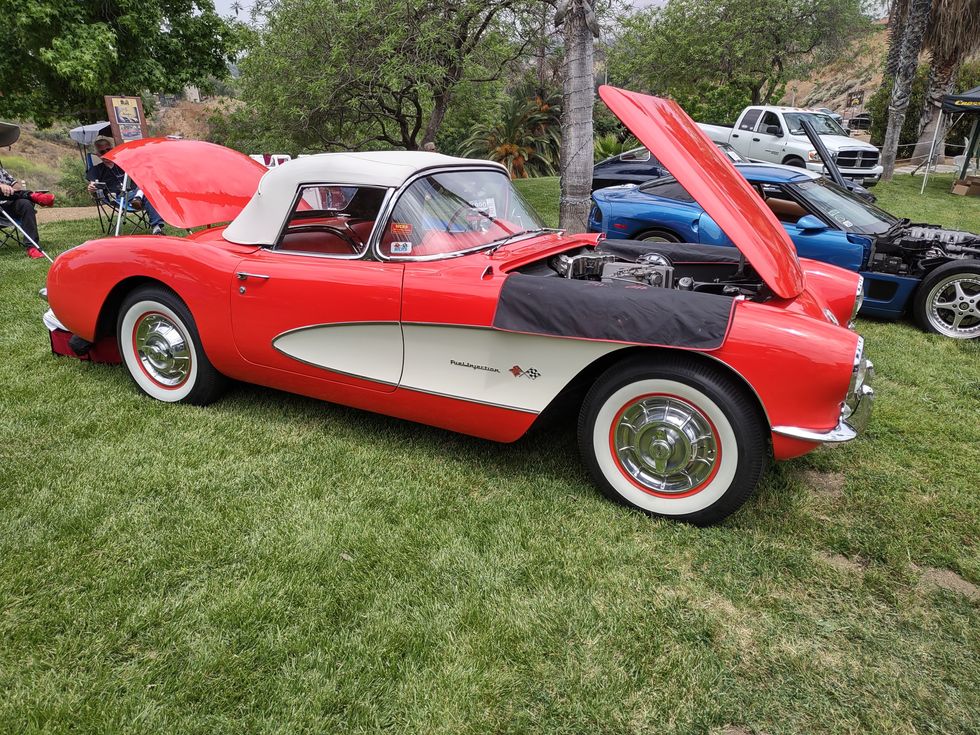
[783,156,807,168]
[578,356,768,525]
[117,286,226,404]
[912,261,980,340]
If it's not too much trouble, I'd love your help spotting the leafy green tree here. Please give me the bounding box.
[237,0,540,151]
[0,1,244,126]
[608,0,868,122]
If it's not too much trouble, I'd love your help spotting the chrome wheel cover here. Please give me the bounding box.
[641,234,672,243]
[613,396,719,494]
[134,313,192,386]
[927,274,980,339]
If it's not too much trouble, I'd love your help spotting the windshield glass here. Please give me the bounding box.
[792,179,899,234]
[783,112,848,137]
[380,169,546,258]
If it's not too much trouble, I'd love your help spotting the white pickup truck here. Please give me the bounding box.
[700,106,883,186]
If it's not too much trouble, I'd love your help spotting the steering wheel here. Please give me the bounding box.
[445,204,494,233]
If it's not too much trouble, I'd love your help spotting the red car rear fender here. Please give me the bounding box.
[46,237,247,371]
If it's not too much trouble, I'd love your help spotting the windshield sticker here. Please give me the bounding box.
[390,241,413,254]
[473,198,497,218]
[391,222,413,236]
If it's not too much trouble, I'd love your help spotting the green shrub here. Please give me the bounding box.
[55,156,94,207]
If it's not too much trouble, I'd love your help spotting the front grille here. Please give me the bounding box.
[835,148,880,169]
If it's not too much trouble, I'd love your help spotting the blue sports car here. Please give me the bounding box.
[589,163,980,338]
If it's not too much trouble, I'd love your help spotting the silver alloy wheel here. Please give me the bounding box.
[641,234,672,243]
[613,396,718,493]
[134,313,192,386]
[926,273,980,339]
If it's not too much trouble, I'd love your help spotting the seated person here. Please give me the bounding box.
[86,138,165,235]
[0,161,47,259]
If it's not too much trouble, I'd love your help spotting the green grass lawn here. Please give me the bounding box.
[1,178,979,733]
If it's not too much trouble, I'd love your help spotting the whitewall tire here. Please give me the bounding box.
[117,287,225,405]
[578,356,768,525]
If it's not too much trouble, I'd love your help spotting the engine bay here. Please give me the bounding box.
[871,223,980,277]
[516,246,770,300]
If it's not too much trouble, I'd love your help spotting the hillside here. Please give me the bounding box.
[780,23,888,119]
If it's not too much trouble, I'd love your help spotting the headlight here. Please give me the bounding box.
[850,275,865,325]
[807,150,821,162]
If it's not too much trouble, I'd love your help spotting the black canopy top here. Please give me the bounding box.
[941,85,980,114]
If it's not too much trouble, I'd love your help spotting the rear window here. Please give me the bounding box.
[638,177,696,203]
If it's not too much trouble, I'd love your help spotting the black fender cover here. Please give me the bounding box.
[493,257,737,352]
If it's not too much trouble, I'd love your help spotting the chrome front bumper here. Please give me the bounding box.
[773,355,875,445]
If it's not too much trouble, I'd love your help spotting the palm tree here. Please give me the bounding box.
[463,95,560,178]
[912,0,980,162]
[880,0,933,180]
[555,0,599,232]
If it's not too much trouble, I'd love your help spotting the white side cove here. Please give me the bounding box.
[400,325,626,413]
[271,323,628,413]
[273,323,404,385]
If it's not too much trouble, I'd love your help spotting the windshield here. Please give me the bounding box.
[791,179,899,234]
[380,169,546,258]
[783,112,848,137]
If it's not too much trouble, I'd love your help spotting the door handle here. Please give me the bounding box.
[732,133,739,138]
[752,137,760,142]
[236,272,270,281]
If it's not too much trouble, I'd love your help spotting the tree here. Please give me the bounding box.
[608,0,869,123]
[556,0,599,232]
[912,0,980,162]
[237,0,539,152]
[0,1,243,126]
[879,0,932,180]
[463,89,561,177]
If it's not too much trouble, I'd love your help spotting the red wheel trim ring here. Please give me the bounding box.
[131,310,191,391]
[607,392,723,499]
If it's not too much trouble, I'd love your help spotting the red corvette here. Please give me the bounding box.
[43,86,873,524]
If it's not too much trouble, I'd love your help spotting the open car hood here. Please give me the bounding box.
[103,138,268,229]
[598,86,805,299]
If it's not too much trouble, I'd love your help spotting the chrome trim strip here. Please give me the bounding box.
[772,421,857,444]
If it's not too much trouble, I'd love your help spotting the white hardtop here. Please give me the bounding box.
[224,150,507,245]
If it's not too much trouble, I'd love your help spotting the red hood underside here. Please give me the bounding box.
[598,86,805,299]
[103,138,267,229]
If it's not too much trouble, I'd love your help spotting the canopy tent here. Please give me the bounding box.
[921,85,980,193]
[0,121,21,148]
[68,122,112,146]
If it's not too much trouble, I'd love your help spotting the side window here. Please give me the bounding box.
[739,109,762,131]
[276,185,387,257]
[759,111,782,136]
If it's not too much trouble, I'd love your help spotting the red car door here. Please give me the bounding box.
[229,249,404,392]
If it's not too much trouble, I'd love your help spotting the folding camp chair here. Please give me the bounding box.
[0,213,25,249]
[92,186,151,236]
[87,154,149,236]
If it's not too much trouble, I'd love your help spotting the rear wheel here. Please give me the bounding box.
[117,286,226,404]
[912,261,980,339]
[637,228,680,243]
[578,356,768,525]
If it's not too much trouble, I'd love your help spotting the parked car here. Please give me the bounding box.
[595,140,876,202]
[592,143,743,191]
[849,113,872,131]
[699,105,883,185]
[43,86,874,525]
[814,107,845,127]
[590,163,980,337]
